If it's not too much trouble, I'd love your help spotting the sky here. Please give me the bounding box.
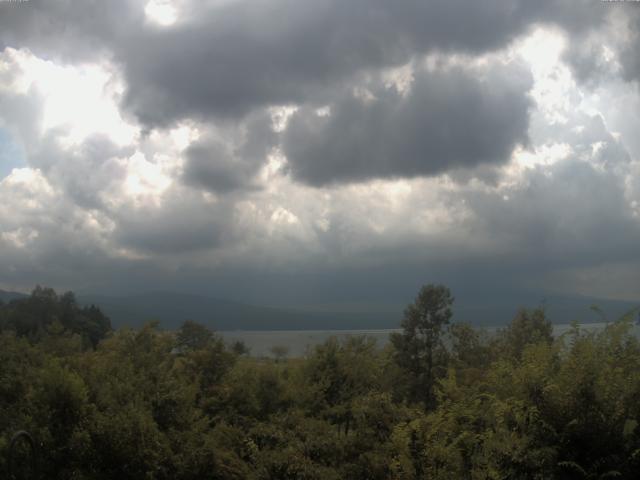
[0,0,639,308]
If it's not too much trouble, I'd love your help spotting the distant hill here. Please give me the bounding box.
[453,294,638,328]
[0,289,28,303]
[3,287,637,331]
[78,292,397,331]
[78,291,639,331]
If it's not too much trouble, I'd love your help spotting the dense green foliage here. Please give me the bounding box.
[0,286,111,348]
[1,286,640,479]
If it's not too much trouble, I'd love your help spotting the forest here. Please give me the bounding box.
[1,285,640,479]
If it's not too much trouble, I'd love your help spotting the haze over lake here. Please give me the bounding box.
[220,322,640,357]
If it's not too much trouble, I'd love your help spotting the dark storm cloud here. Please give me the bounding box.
[469,161,638,262]
[117,0,602,126]
[0,0,145,61]
[282,63,532,186]
[0,0,616,189]
[183,141,253,194]
[458,110,638,273]
[0,0,610,126]
[182,112,277,194]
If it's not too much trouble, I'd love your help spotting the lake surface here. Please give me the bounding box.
[220,322,640,357]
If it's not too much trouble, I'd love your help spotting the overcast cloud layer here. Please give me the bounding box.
[0,0,639,309]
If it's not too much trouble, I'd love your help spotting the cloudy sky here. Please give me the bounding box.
[0,0,639,308]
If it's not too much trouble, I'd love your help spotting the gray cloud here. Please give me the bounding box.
[1,0,639,309]
[0,0,145,61]
[112,189,232,254]
[557,5,640,87]
[183,141,254,194]
[116,0,603,126]
[618,9,640,84]
[453,107,640,293]
[0,0,612,127]
[282,62,532,186]
[31,134,133,210]
[466,160,638,264]
[182,112,277,194]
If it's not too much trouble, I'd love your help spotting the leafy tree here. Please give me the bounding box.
[305,336,383,434]
[0,287,111,348]
[496,307,554,360]
[390,284,454,408]
[176,319,214,351]
[230,340,250,356]
[449,322,490,367]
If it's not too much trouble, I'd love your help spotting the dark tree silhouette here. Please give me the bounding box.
[391,284,453,409]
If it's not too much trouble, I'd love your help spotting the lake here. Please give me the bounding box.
[220,322,640,357]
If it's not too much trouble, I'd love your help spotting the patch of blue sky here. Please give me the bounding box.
[0,128,26,179]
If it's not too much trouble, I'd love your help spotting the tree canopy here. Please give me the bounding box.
[1,285,639,479]
[0,286,111,348]
[390,284,453,408]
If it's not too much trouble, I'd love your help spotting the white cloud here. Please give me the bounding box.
[0,48,137,148]
[145,0,179,27]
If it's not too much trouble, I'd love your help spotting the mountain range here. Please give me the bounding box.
[0,289,27,303]
[2,289,638,331]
